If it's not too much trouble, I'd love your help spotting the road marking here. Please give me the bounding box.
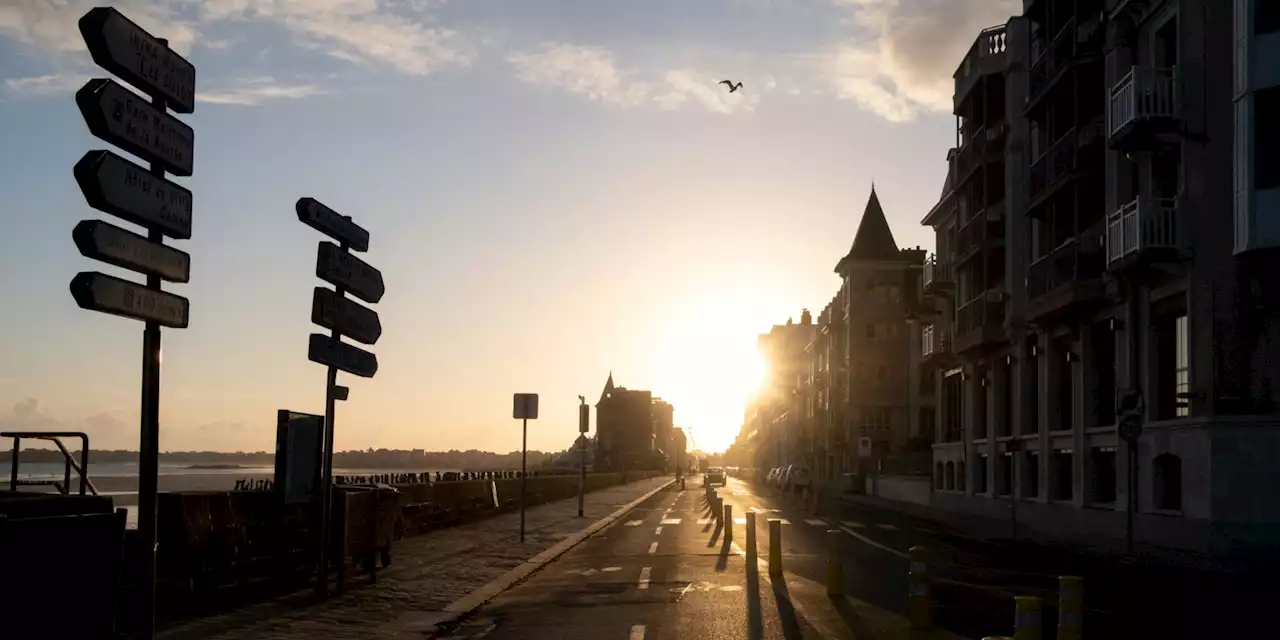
[778,518,791,525]
[648,541,658,554]
[661,518,682,525]
[734,518,746,525]
[878,523,899,531]
[581,568,598,576]
[655,526,663,535]
[697,518,712,525]
[840,525,908,559]
[630,624,646,640]
[624,520,643,527]
[603,567,621,572]
[841,520,864,528]
[804,518,827,526]
[638,566,651,590]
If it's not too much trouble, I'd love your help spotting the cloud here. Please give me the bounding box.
[829,0,1020,121]
[507,42,761,114]
[3,73,90,97]
[0,398,131,448]
[196,76,325,105]
[0,0,198,56]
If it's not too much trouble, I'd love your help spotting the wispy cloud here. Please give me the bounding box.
[828,0,1020,122]
[196,76,325,105]
[3,73,89,97]
[507,42,762,114]
[0,0,199,55]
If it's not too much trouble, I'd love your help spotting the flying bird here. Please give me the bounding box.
[719,80,743,93]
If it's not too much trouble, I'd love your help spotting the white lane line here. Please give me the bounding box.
[660,518,682,525]
[624,520,643,527]
[582,568,598,576]
[638,566,652,590]
[878,523,899,531]
[841,520,864,528]
[603,567,621,572]
[840,525,908,559]
[654,526,663,535]
[804,518,827,526]
[630,624,646,640]
[697,518,712,525]
[648,541,658,554]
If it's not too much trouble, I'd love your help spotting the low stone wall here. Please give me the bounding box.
[866,474,932,506]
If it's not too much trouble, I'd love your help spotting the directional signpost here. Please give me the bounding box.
[72,8,196,638]
[514,393,539,542]
[295,197,383,597]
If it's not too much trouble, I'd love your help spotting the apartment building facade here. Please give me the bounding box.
[920,0,1280,557]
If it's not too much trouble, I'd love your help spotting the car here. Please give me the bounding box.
[705,467,726,486]
[765,467,779,486]
[786,465,812,492]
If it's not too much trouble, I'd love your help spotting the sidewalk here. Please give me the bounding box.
[158,476,673,640]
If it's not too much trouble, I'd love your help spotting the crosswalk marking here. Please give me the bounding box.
[734,518,746,525]
[648,541,658,554]
[638,566,652,590]
[841,520,864,528]
[804,518,827,526]
[630,624,646,640]
[655,526,663,535]
[624,520,643,527]
[878,523,899,531]
[660,518,682,525]
[697,518,712,525]
[581,568,598,576]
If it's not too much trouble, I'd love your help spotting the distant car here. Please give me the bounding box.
[786,465,812,492]
[765,468,779,486]
[705,467,726,486]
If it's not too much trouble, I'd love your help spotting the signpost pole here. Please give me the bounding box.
[520,417,528,542]
[578,396,586,518]
[136,47,168,639]
[316,259,346,598]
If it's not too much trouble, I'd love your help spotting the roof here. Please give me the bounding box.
[835,186,901,272]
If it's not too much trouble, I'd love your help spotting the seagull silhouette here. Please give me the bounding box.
[719,80,743,93]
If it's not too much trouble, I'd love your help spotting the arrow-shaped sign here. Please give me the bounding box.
[79,7,196,114]
[296,198,370,252]
[73,219,191,283]
[74,150,192,239]
[70,271,190,328]
[308,333,378,378]
[311,287,382,345]
[316,241,385,304]
[77,78,194,177]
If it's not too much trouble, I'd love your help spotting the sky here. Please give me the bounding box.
[0,0,1019,455]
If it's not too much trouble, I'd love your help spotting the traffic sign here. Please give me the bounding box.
[308,333,378,378]
[1118,416,1143,442]
[74,150,192,239]
[79,7,196,114]
[296,198,369,252]
[315,241,385,304]
[73,219,191,283]
[69,271,190,328]
[311,287,382,345]
[513,393,539,420]
[76,78,194,176]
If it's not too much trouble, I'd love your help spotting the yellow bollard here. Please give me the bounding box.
[826,529,843,596]
[768,518,783,577]
[745,510,757,561]
[1057,576,1083,640]
[724,504,734,543]
[1013,596,1043,640]
[908,545,933,630]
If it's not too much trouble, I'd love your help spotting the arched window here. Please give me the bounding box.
[957,460,967,492]
[935,462,945,489]
[945,461,955,490]
[1154,453,1183,511]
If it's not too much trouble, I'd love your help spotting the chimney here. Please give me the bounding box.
[801,309,812,325]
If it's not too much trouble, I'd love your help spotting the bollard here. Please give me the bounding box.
[745,510,758,561]
[1013,596,1043,640]
[768,518,783,576]
[825,529,843,596]
[908,545,933,630]
[724,504,733,543]
[1057,576,1083,640]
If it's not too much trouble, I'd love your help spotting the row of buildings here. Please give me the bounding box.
[592,373,680,473]
[729,0,1280,557]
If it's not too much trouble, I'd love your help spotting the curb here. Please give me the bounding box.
[404,477,675,636]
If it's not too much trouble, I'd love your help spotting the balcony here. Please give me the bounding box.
[1106,197,1181,269]
[1108,66,1180,151]
[922,324,953,364]
[955,201,1007,264]
[1027,17,1104,111]
[952,290,1007,354]
[923,255,953,294]
[954,24,1009,107]
[951,123,1009,189]
[1026,229,1106,324]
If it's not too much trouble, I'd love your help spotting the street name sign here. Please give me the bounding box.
[70,271,190,328]
[316,241,385,304]
[311,287,382,345]
[73,219,191,283]
[297,198,370,252]
[77,78,194,176]
[74,150,192,239]
[308,333,379,378]
[79,7,196,114]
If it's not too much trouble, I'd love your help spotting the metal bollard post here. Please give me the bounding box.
[768,519,783,577]
[1013,596,1043,640]
[1057,576,1083,640]
[825,529,843,596]
[908,545,932,630]
[745,510,757,561]
[724,504,733,543]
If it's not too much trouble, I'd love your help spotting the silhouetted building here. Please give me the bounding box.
[651,398,674,469]
[594,373,664,472]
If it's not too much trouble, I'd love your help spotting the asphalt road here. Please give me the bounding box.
[431,475,1278,639]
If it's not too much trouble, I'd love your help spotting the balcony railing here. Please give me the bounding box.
[955,291,1006,337]
[1029,19,1075,100]
[1106,197,1178,264]
[1029,127,1079,202]
[923,255,951,290]
[1027,230,1106,300]
[922,324,950,359]
[1109,66,1178,138]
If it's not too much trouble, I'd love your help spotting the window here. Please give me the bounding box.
[935,462,945,489]
[1089,446,1117,504]
[1091,323,1117,427]
[975,454,989,494]
[997,453,1013,496]
[943,372,964,442]
[1022,451,1040,498]
[1156,313,1190,419]
[1259,0,1280,35]
[919,407,936,437]
[866,407,891,429]
[920,367,936,396]
[957,460,966,492]
[1154,453,1183,510]
[999,360,1014,437]
[1256,87,1280,189]
[1175,315,1189,417]
[945,461,955,490]
[1024,347,1040,435]
[974,375,988,439]
[1055,336,1074,432]
[1051,449,1073,501]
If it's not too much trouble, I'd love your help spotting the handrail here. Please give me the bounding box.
[3,431,98,496]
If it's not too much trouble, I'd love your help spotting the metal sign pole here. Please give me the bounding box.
[578,396,586,517]
[520,417,528,542]
[316,258,346,597]
[136,46,168,639]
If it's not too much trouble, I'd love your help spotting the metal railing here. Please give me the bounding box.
[956,291,1006,337]
[923,255,951,289]
[922,324,949,359]
[1029,127,1079,201]
[4,431,98,496]
[1027,228,1106,299]
[1109,66,1178,138]
[1106,197,1179,263]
